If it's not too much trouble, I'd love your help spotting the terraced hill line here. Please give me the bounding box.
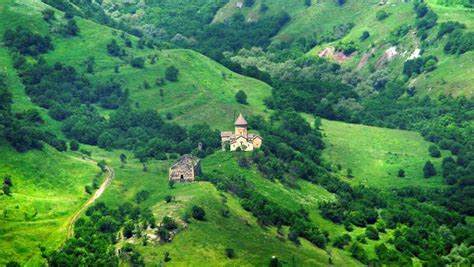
[66,163,114,238]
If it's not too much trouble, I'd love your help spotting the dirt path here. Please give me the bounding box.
[66,164,114,238]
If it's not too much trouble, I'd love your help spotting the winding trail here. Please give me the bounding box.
[66,164,115,238]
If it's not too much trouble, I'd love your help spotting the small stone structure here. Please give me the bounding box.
[169,154,201,183]
[221,113,262,151]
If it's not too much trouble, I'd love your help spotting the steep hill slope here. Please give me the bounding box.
[214,0,474,96]
[0,0,272,129]
[0,144,100,266]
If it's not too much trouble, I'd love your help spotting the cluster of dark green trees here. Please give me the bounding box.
[43,202,153,266]
[3,27,221,161]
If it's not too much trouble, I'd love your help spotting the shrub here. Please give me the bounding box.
[235,90,248,104]
[191,205,206,221]
[130,57,145,68]
[162,216,178,230]
[423,161,437,178]
[360,31,370,41]
[70,140,79,151]
[397,169,405,177]
[165,66,179,82]
[428,145,441,158]
[376,10,389,21]
[225,248,235,258]
[365,225,379,240]
[106,39,121,57]
[164,195,173,203]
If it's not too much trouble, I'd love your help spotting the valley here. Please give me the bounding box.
[0,0,472,266]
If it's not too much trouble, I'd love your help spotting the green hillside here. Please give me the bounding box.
[81,147,362,266]
[320,119,447,189]
[1,0,472,266]
[0,144,100,266]
[212,0,474,96]
[302,0,474,96]
[0,0,272,130]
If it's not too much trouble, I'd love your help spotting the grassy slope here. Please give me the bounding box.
[302,0,474,96]
[0,2,102,265]
[85,146,361,266]
[0,0,272,130]
[319,119,447,189]
[215,0,474,96]
[213,0,307,25]
[0,144,100,266]
[412,1,474,96]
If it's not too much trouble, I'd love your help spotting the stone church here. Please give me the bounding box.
[221,113,262,151]
[169,154,201,182]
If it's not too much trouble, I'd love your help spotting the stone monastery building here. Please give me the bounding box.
[169,154,201,183]
[221,113,262,151]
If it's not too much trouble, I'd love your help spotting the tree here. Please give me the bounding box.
[120,153,127,167]
[3,184,11,196]
[423,161,437,178]
[225,248,235,258]
[130,57,145,68]
[70,140,79,151]
[397,169,405,177]
[162,216,178,230]
[428,145,441,158]
[235,90,248,104]
[165,66,179,82]
[168,180,175,189]
[269,256,281,267]
[191,205,206,221]
[63,19,80,36]
[346,168,353,178]
[3,176,13,187]
[360,31,370,41]
[365,225,379,240]
[84,56,95,74]
[107,39,121,57]
[244,0,255,7]
[164,251,171,262]
[42,9,55,22]
[164,195,173,203]
[376,10,389,21]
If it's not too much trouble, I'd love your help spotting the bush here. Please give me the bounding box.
[191,205,206,221]
[106,39,121,57]
[165,66,179,82]
[3,26,53,56]
[135,190,150,203]
[397,169,405,177]
[164,195,173,203]
[428,145,441,158]
[376,10,389,21]
[423,161,437,178]
[360,31,370,41]
[365,225,380,240]
[235,90,248,104]
[70,140,79,151]
[225,248,235,259]
[162,216,178,230]
[130,57,145,68]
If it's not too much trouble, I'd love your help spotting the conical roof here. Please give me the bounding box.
[234,113,248,126]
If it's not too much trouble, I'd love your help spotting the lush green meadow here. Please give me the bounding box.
[320,119,447,189]
[0,143,100,266]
